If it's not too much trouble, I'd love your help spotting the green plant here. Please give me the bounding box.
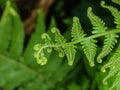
[1,0,120,90]
[34,0,120,90]
[0,1,79,90]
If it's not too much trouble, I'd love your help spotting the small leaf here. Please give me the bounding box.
[9,8,24,59]
[34,44,48,65]
[51,28,66,44]
[81,39,97,67]
[101,43,120,90]
[87,7,107,34]
[101,1,120,28]
[64,45,76,66]
[51,28,66,58]
[34,52,47,65]
[0,1,12,53]
[48,16,57,30]
[71,17,85,41]
[97,33,119,63]
[41,33,54,45]
[54,47,65,58]
[112,0,120,5]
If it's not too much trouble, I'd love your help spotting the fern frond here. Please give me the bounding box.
[97,33,118,63]
[71,16,98,66]
[51,28,66,44]
[34,44,47,65]
[31,0,120,89]
[51,28,66,57]
[87,7,107,34]
[81,39,97,67]
[101,1,120,28]
[64,45,76,66]
[33,1,120,69]
[34,33,55,65]
[101,44,120,90]
[87,6,119,63]
[111,72,120,90]
[112,0,120,5]
[87,7,109,63]
[71,17,86,42]
[41,33,54,46]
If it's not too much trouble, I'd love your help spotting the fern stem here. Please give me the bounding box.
[38,29,120,54]
[38,45,58,54]
[70,29,120,45]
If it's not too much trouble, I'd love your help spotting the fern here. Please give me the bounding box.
[71,17,97,66]
[81,39,97,67]
[112,0,120,5]
[71,17,85,41]
[101,43,120,90]
[33,1,120,90]
[64,45,76,65]
[0,1,12,54]
[101,1,120,28]
[0,1,78,90]
[34,7,120,67]
[97,33,118,62]
[87,7,107,34]
[1,0,120,90]
[87,6,119,63]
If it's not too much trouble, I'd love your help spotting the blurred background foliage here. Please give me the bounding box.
[0,0,119,90]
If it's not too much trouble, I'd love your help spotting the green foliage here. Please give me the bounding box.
[102,44,120,90]
[0,1,79,90]
[0,1,12,54]
[112,0,120,5]
[87,6,119,63]
[101,1,120,28]
[71,17,85,41]
[34,0,120,90]
[1,0,120,90]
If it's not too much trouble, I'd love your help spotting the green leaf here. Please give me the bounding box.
[81,39,97,67]
[71,17,85,42]
[87,7,119,63]
[0,54,53,90]
[51,27,66,44]
[33,44,48,65]
[48,16,57,30]
[0,1,81,90]
[0,3,52,90]
[97,33,119,63]
[101,1,120,28]
[101,43,120,90]
[96,72,110,90]
[87,7,107,34]
[9,8,24,59]
[0,55,35,90]
[64,45,76,66]
[51,28,66,57]
[41,33,54,45]
[111,72,120,90]
[112,0,120,5]
[0,1,12,54]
